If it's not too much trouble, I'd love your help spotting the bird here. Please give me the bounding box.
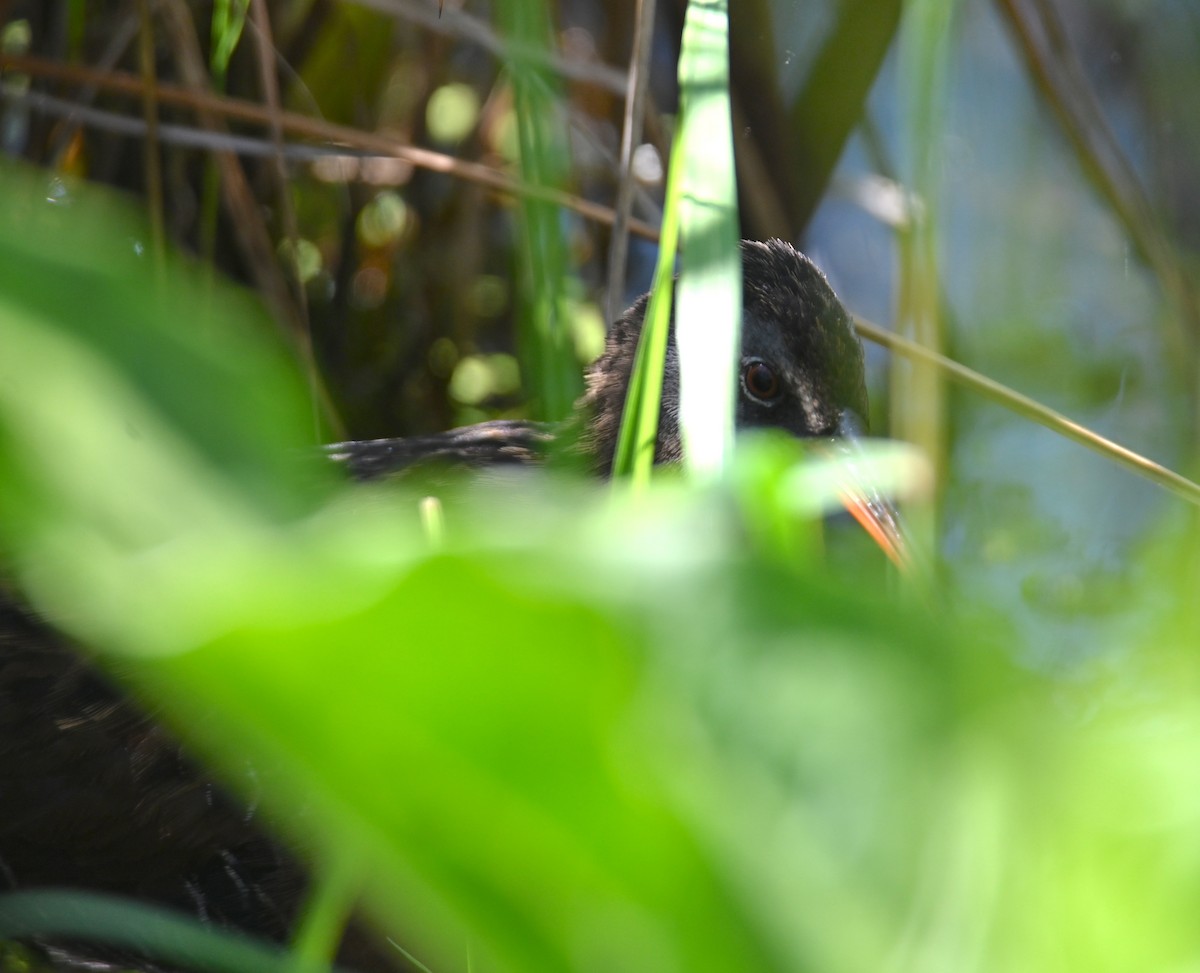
[329,238,904,563]
[0,238,892,972]
[328,238,870,481]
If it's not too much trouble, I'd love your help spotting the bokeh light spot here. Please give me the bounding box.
[358,192,410,248]
[428,337,459,378]
[466,275,509,318]
[278,238,323,284]
[426,83,481,145]
[449,354,521,405]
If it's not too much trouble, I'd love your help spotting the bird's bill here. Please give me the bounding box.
[824,414,913,572]
[838,484,911,572]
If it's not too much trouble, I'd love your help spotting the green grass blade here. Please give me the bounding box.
[495,0,583,422]
[611,127,684,484]
[895,0,957,539]
[210,0,250,86]
[612,0,740,484]
[0,891,331,973]
[66,0,86,58]
[675,0,740,480]
[289,854,361,971]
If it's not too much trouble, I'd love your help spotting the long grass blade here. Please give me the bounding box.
[494,0,581,422]
[0,891,334,973]
[611,128,684,483]
[855,315,1200,507]
[289,854,361,971]
[895,0,957,540]
[674,0,740,479]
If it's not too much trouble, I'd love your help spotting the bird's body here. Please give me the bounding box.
[0,590,319,971]
[0,240,873,972]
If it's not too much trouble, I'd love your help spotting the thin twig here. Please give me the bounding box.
[1028,0,1157,240]
[246,0,325,441]
[46,10,140,165]
[156,1,300,324]
[378,0,667,225]
[135,0,165,274]
[4,88,384,159]
[247,0,299,292]
[605,0,657,325]
[156,0,344,438]
[0,54,659,242]
[854,316,1200,508]
[354,0,628,96]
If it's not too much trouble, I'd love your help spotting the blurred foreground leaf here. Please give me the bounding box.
[0,160,1199,973]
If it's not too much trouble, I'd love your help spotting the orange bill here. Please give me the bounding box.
[821,415,914,572]
[838,485,911,572]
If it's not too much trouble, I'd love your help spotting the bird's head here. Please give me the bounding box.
[581,239,868,473]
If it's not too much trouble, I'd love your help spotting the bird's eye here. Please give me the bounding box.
[741,359,781,404]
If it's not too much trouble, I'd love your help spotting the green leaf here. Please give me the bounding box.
[210,0,250,84]
[0,162,333,534]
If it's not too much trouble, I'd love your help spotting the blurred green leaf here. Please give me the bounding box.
[0,162,334,533]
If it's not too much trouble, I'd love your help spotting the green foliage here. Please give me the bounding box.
[495,0,583,423]
[1,150,1199,973]
[3,1,1200,970]
[210,0,250,86]
[0,167,333,542]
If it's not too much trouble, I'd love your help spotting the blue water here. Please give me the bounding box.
[804,1,1188,664]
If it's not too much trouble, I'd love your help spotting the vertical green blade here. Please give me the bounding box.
[612,0,740,485]
[611,129,684,484]
[495,0,583,422]
[675,0,740,480]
